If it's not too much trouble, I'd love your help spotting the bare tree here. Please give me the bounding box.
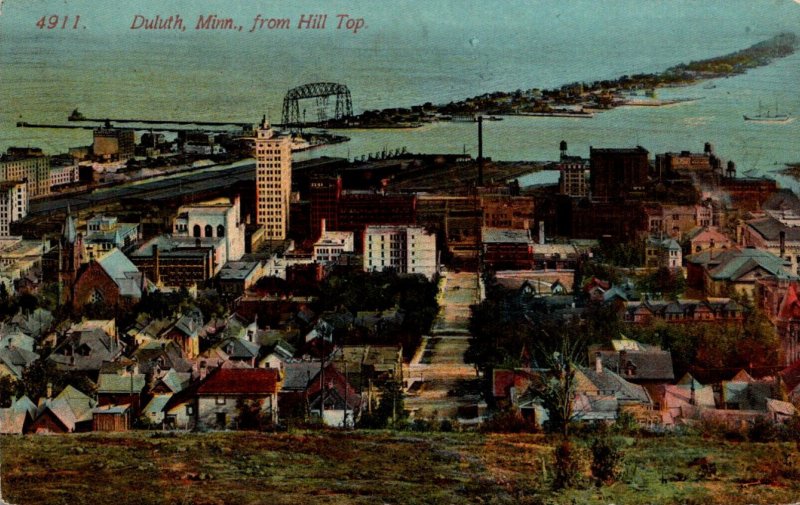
[530,332,585,437]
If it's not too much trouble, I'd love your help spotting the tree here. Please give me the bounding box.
[374,380,405,428]
[236,397,269,430]
[0,375,22,407]
[530,335,585,437]
[20,359,96,401]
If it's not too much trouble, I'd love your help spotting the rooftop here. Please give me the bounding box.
[482,227,531,244]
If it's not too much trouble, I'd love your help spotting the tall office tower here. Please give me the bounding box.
[254,117,292,241]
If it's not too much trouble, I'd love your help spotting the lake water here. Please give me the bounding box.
[1,0,799,179]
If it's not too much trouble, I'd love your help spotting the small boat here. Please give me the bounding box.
[744,100,790,122]
[703,83,717,89]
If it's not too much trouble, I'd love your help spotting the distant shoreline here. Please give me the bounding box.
[329,33,797,128]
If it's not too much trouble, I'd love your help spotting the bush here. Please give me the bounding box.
[480,410,538,433]
[590,436,624,485]
[553,439,582,490]
[748,415,779,443]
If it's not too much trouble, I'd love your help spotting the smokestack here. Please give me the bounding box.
[780,230,786,259]
[595,352,603,374]
[477,116,484,187]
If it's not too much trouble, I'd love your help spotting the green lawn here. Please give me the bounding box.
[1,431,798,505]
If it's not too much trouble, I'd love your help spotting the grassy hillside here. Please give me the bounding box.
[1,431,798,505]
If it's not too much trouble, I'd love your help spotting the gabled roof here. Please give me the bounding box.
[282,362,323,392]
[143,394,172,416]
[305,364,361,410]
[576,367,651,404]
[97,373,146,394]
[0,396,37,434]
[36,385,97,430]
[595,349,674,381]
[155,369,192,394]
[96,248,143,297]
[0,329,35,352]
[690,227,732,245]
[216,337,260,360]
[133,340,193,374]
[49,327,122,372]
[688,247,795,282]
[197,368,279,395]
[0,346,39,378]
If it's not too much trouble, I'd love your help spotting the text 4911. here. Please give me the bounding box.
[36,15,82,30]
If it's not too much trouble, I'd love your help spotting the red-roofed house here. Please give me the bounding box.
[196,368,281,429]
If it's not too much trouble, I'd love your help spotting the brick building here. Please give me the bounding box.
[589,146,649,202]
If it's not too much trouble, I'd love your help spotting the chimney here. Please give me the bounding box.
[477,116,484,187]
[690,380,696,406]
[321,218,326,236]
[780,230,786,259]
[595,352,603,374]
[619,349,627,375]
[538,221,545,245]
[46,382,53,399]
[199,360,207,380]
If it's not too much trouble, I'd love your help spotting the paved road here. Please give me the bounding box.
[404,272,483,420]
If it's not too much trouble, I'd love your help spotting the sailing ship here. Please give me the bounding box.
[743,100,790,122]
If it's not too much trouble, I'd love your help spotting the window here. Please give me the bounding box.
[216,396,226,405]
[186,405,194,415]
[205,224,213,237]
[193,225,201,238]
[217,225,225,238]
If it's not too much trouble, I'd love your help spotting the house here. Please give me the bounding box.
[588,338,674,401]
[142,368,193,426]
[279,361,361,427]
[48,325,123,376]
[29,385,96,433]
[688,227,733,255]
[645,237,682,270]
[96,370,147,415]
[132,340,194,378]
[572,356,654,423]
[622,298,744,326]
[655,373,716,425]
[306,364,362,428]
[212,337,261,367]
[0,345,39,380]
[686,247,796,297]
[742,214,800,276]
[0,395,36,434]
[72,248,147,310]
[196,368,281,429]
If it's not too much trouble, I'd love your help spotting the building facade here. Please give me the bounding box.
[93,128,135,161]
[254,118,292,241]
[0,181,27,237]
[0,149,51,198]
[363,225,437,279]
[173,196,245,262]
[589,146,649,202]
